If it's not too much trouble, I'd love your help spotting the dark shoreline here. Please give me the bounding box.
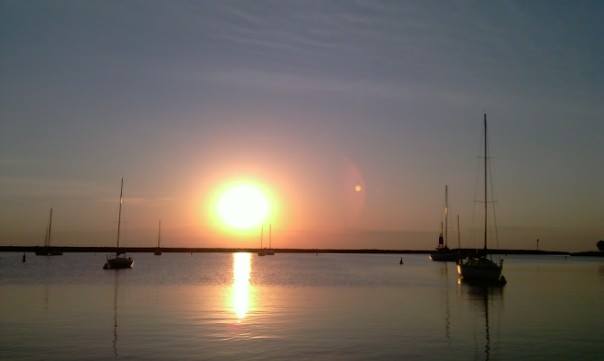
[1,245,598,256]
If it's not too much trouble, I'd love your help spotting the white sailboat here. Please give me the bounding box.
[103,178,133,270]
[457,114,505,284]
[154,220,162,256]
[35,208,62,256]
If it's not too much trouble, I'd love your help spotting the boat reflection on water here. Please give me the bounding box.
[440,263,451,342]
[458,281,504,361]
[112,271,119,359]
[230,253,254,320]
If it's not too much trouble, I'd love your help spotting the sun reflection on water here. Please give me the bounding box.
[231,252,253,320]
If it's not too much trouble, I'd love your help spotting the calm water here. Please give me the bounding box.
[1,253,602,360]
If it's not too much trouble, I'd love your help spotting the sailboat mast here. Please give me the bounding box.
[260,224,264,249]
[44,208,54,247]
[48,208,53,247]
[457,214,461,249]
[444,185,448,248]
[116,178,124,253]
[483,114,488,251]
[157,220,161,248]
[269,224,272,249]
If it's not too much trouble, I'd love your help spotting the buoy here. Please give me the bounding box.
[399,257,403,265]
[22,253,26,263]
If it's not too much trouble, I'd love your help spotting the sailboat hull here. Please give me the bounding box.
[457,257,503,283]
[430,249,458,262]
[103,256,133,270]
[35,248,63,256]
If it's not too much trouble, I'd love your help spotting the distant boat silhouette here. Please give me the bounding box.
[430,186,458,262]
[457,114,505,284]
[103,178,133,270]
[257,224,275,256]
[154,220,162,256]
[35,208,62,256]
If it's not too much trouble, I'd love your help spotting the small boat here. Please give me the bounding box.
[104,178,133,270]
[430,185,458,262]
[35,208,63,256]
[104,255,133,269]
[154,220,162,256]
[457,114,505,284]
[258,224,276,256]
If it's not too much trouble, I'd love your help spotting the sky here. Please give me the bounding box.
[1,0,603,251]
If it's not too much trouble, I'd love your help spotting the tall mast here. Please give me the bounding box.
[457,214,461,249]
[269,224,272,249]
[44,224,49,247]
[116,178,124,253]
[483,114,488,251]
[157,220,161,248]
[444,185,448,248]
[48,208,53,247]
[260,224,264,249]
[45,208,53,247]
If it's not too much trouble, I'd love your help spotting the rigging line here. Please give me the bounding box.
[45,223,50,247]
[487,142,500,250]
[471,150,482,250]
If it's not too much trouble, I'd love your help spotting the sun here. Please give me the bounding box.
[217,183,269,230]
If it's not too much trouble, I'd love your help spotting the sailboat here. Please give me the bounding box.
[35,208,62,256]
[103,178,133,270]
[430,185,458,262]
[154,220,162,256]
[457,114,505,284]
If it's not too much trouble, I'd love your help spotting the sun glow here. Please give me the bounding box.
[217,183,269,230]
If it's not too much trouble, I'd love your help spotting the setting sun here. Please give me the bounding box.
[217,183,269,230]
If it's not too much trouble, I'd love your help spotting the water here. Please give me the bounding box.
[1,253,602,360]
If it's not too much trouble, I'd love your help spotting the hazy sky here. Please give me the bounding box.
[1,1,603,251]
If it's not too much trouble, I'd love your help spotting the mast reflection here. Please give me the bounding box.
[231,253,253,320]
[460,282,503,361]
[112,271,119,359]
[441,263,451,342]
